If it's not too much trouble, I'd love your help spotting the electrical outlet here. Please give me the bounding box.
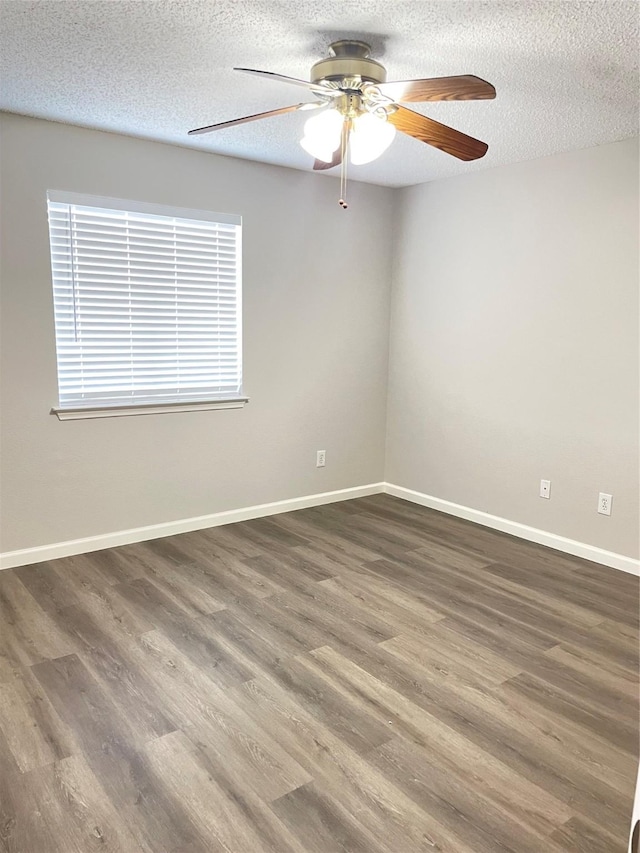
[539,479,551,499]
[598,492,612,516]
[316,450,326,468]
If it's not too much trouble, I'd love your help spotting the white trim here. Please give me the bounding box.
[2,481,637,576]
[51,398,249,420]
[46,190,241,226]
[384,483,640,576]
[0,483,384,570]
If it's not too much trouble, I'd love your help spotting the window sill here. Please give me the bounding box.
[51,397,249,420]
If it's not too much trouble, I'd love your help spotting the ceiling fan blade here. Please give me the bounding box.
[372,75,496,103]
[234,67,337,97]
[188,103,313,136]
[388,106,488,161]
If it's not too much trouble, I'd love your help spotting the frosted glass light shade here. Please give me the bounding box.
[300,109,343,162]
[350,112,396,165]
[300,135,335,163]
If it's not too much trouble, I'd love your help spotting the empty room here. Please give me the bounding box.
[0,2,638,851]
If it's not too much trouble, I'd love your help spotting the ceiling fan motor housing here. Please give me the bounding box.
[311,40,386,87]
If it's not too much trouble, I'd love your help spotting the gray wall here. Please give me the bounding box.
[0,114,394,552]
[386,138,639,558]
[2,114,637,561]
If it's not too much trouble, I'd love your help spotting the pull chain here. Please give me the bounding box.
[338,120,350,210]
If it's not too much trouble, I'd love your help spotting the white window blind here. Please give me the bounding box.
[47,191,242,412]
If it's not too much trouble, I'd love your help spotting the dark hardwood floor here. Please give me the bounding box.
[0,494,637,852]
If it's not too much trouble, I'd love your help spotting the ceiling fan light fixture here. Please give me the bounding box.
[299,108,343,160]
[349,112,396,165]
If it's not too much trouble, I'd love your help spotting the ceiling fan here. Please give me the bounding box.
[188,40,496,208]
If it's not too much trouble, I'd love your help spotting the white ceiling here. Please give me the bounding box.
[0,1,638,187]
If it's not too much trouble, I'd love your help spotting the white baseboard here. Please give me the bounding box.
[0,483,385,570]
[384,483,640,576]
[2,480,637,576]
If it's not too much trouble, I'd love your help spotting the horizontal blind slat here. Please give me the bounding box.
[48,195,242,407]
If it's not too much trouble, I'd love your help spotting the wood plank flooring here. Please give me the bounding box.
[0,494,637,852]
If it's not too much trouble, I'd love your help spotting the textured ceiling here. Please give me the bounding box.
[0,1,638,187]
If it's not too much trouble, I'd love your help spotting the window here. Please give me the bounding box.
[47,191,245,419]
